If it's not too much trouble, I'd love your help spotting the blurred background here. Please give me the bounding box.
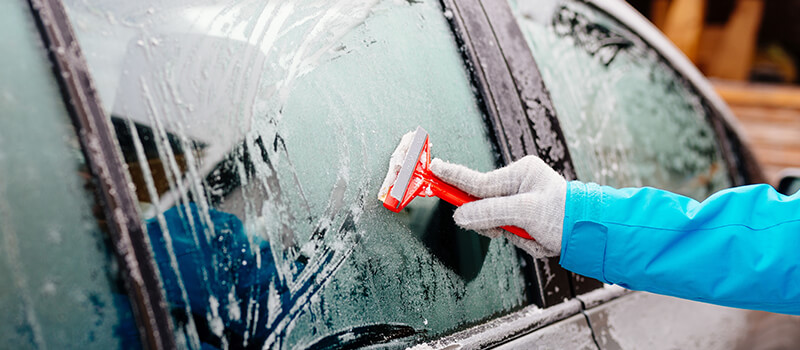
[626,0,800,185]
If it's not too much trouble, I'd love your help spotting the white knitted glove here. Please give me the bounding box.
[430,155,567,258]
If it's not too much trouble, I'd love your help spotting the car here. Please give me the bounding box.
[0,0,788,348]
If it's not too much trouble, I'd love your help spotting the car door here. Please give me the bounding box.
[51,0,583,348]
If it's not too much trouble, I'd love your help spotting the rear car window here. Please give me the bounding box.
[0,0,139,347]
[509,0,731,200]
[63,0,529,347]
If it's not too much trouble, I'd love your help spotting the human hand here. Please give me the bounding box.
[430,155,567,258]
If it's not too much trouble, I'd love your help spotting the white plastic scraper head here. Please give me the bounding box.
[377,126,430,212]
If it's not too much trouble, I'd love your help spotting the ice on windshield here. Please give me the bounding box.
[63,0,529,348]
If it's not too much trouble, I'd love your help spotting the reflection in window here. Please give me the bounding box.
[509,0,731,200]
[64,0,529,347]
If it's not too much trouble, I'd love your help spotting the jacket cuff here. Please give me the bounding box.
[559,181,610,284]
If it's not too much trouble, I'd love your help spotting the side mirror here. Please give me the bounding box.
[776,169,800,196]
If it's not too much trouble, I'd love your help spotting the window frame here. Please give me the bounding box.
[25,0,174,348]
[441,0,601,307]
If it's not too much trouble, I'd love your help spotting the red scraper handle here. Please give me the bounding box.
[383,126,533,240]
[426,173,534,240]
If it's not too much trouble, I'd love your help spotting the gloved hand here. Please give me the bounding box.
[430,155,567,259]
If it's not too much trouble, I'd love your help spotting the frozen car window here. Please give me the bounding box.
[509,0,731,199]
[0,0,140,348]
[63,0,529,348]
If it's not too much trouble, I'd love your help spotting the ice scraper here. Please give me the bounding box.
[378,126,533,240]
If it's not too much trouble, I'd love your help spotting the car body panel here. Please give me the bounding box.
[582,292,749,350]
[494,313,595,350]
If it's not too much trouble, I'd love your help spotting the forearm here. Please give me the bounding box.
[560,181,800,314]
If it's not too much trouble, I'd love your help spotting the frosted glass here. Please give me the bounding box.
[510,0,731,200]
[0,0,139,348]
[63,0,529,347]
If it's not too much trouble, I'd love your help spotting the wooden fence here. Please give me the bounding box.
[715,81,800,185]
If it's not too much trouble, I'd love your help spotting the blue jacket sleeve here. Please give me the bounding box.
[559,181,800,315]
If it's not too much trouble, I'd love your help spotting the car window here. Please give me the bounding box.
[63,0,530,348]
[0,0,140,348]
[508,0,731,200]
